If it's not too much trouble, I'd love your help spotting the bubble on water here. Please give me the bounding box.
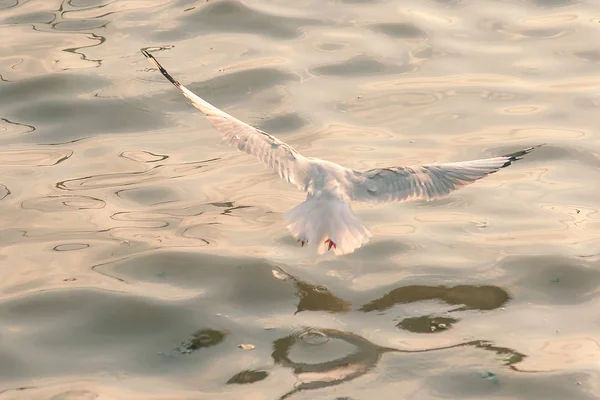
[297,329,329,345]
[272,268,289,281]
[313,285,329,293]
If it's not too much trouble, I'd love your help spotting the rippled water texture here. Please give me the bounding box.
[2,0,600,398]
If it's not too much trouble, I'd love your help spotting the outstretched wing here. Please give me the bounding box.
[350,146,541,203]
[142,50,310,191]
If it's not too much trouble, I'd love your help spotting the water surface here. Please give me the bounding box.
[1,0,600,398]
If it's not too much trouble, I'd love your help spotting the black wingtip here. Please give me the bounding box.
[500,144,544,168]
[141,49,182,89]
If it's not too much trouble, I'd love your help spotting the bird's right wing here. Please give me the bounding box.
[142,50,311,191]
[350,146,541,204]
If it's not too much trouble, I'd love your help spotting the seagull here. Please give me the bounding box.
[142,50,541,256]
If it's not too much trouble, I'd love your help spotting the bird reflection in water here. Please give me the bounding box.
[360,284,510,334]
[272,267,351,314]
[360,284,510,312]
[267,328,526,399]
[294,281,351,315]
[271,328,393,399]
[222,270,523,397]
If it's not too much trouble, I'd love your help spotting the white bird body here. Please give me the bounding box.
[142,50,541,256]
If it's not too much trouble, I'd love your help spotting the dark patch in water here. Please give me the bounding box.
[311,55,413,77]
[360,285,510,312]
[370,22,427,39]
[397,315,458,333]
[227,369,269,384]
[180,328,227,352]
[257,113,307,134]
[157,0,321,41]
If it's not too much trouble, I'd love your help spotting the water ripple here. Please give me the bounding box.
[0,183,10,201]
[2,0,600,398]
[0,148,72,166]
[176,0,322,40]
[273,328,392,398]
[21,195,106,211]
[0,117,35,137]
[55,157,219,191]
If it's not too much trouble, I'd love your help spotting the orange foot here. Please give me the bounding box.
[297,239,307,247]
[325,238,337,251]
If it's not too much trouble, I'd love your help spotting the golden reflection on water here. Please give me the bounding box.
[1,0,600,398]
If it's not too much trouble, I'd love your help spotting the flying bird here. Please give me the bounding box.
[142,50,541,256]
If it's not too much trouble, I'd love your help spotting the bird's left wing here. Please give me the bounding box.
[349,146,541,204]
[142,50,311,191]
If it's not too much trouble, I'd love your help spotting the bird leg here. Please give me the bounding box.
[297,239,307,247]
[325,238,337,251]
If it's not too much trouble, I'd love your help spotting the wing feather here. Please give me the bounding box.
[142,50,310,191]
[351,146,541,203]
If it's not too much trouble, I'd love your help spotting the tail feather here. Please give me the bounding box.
[285,192,372,255]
